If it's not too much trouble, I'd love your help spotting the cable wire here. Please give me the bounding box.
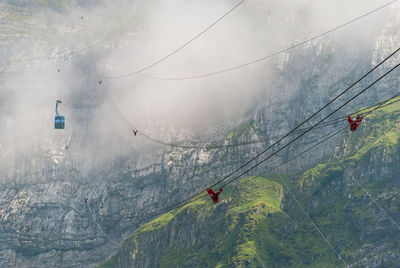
[103,0,247,79]
[341,163,400,230]
[100,45,399,150]
[217,62,400,189]
[86,203,121,246]
[122,58,400,220]
[240,229,266,268]
[104,87,399,150]
[231,94,399,265]
[276,174,349,267]
[137,0,399,81]
[121,90,400,222]
[265,94,399,266]
[124,91,400,220]
[125,123,347,220]
[209,48,400,187]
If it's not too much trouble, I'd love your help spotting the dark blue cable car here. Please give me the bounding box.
[55,100,65,129]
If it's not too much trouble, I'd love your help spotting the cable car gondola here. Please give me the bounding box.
[55,100,65,129]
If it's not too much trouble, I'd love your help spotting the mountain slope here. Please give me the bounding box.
[101,175,286,268]
[1,2,400,267]
[101,98,400,267]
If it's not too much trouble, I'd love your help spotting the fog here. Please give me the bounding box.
[0,0,396,179]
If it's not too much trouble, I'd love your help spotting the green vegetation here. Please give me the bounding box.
[98,256,115,268]
[101,100,400,267]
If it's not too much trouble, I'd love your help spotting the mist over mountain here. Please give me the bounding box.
[0,0,399,267]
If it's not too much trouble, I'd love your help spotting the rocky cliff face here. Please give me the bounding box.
[0,1,400,267]
[105,95,400,268]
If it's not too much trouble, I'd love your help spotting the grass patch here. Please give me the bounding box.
[98,255,115,268]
